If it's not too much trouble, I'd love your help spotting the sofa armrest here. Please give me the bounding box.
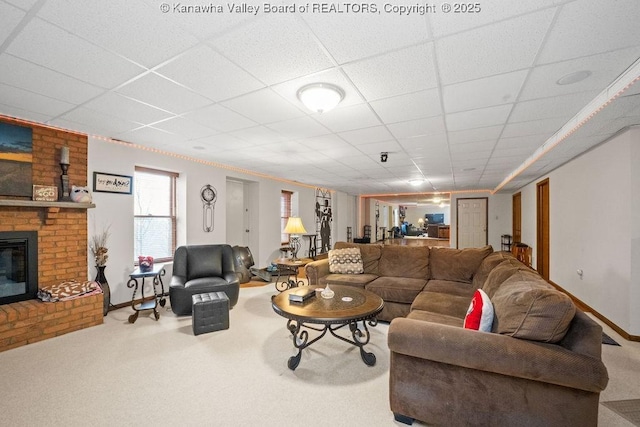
[388,317,608,393]
[223,271,240,285]
[305,259,330,285]
[170,275,186,288]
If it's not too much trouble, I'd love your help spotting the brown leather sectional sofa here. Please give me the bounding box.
[305,242,609,426]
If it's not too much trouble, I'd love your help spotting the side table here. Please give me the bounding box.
[126,264,166,323]
[273,257,312,292]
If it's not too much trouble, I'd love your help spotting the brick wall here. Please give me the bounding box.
[0,116,103,352]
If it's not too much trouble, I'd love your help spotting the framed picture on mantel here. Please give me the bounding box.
[0,122,33,197]
[93,171,133,194]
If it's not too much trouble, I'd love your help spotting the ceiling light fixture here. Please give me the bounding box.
[408,178,425,186]
[556,70,592,86]
[297,83,344,114]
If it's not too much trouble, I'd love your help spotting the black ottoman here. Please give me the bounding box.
[192,292,229,335]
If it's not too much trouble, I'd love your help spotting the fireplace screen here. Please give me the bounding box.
[0,231,38,305]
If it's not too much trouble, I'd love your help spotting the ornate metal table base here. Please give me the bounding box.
[285,318,378,370]
[126,265,166,324]
[274,266,304,292]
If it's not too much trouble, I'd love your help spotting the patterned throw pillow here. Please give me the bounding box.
[328,248,364,274]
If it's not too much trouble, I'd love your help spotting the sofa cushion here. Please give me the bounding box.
[411,291,471,318]
[378,245,430,279]
[366,277,427,304]
[481,258,531,298]
[406,309,463,327]
[328,247,364,274]
[423,279,476,298]
[318,273,378,288]
[463,289,494,332]
[472,251,517,289]
[491,271,576,343]
[429,245,493,283]
[334,242,381,275]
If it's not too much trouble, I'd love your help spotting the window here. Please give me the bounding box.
[281,190,292,244]
[134,167,178,263]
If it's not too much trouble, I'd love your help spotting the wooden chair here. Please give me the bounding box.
[512,243,532,268]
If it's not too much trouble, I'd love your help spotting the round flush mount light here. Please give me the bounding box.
[556,70,592,86]
[297,83,344,114]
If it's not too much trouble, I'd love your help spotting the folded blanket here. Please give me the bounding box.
[37,280,102,302]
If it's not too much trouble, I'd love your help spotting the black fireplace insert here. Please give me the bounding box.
[0,231,38,305]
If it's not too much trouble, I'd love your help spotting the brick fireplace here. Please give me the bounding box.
[0,117,103,352]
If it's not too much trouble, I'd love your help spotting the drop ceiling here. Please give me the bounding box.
[1,0,639,196]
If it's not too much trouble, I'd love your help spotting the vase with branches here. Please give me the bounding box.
[90,226,111,316]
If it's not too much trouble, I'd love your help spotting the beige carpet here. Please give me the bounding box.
[602,400,640,426]
[1,285,638,426]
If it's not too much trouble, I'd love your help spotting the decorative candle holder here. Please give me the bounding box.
[59,162,71,201]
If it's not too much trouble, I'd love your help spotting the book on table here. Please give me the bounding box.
[288,287,315,302]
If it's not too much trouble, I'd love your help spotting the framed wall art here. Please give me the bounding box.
[93,171,133,194]
[0,122,33,197]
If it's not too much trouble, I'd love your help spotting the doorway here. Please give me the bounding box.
[512,192,522,243]
[226,179,250,247]
[456,198,488,249]
[536,179,550,279]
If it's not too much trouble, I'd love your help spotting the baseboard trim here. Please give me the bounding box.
[549,280,640,342]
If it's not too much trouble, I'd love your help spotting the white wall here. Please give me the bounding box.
[517,127,639,334]
[88,138,355,305]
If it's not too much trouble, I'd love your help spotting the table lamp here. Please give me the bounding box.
[283,217,307,261]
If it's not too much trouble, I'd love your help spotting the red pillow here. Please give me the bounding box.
[464,289,494,332]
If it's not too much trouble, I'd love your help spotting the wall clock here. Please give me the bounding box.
[200,184,217,232]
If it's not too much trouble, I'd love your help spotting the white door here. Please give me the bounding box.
[457,198,487,248]
[226,179,249,246]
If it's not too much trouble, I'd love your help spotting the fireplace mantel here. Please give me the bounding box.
[0,200,95,225]
[0,200,95,209]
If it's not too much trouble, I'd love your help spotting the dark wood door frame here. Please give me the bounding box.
[536,179,550,280]
[512,192,522,244]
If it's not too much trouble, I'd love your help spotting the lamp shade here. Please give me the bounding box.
[283,217,307,234]
[297,83,344,114]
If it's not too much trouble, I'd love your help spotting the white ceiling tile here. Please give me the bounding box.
[443,70,528,113]
[0,2,25,45]
[450,140,496,154]
[537,0,640,64]
[436,9,555,85]
[83,92,173,126]
[152,117,219,140]
[448,125,503,145]
[313,103,382,133]
[229,125,288,144]
[388,116,446,139]
[57,107,140,136]
[210,14,334,85]
[185,104,257,133]
[522,47,640,101]
[0,83,74,117]
[117,73,213,114]
[192,134,257,151]
[37,0,200,68]
[338,125,394,145]
[0,54,104,105]
[371,89,442,123]
[115,127,181,148]
[4,0,39,10]
[399,134,448,151]
[266,116,330,140]
[0,102,53,124]
[7,18,144,89]
[446,104,513,132]
[222,88,305,124]
[156,45,265,102]
[501,118,566,139]
[343,43,438,101]
[509,91,598,123]
[302,9,429,64]
[430,0,566,37]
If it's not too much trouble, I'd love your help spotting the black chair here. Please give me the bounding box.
[169,244,239,315]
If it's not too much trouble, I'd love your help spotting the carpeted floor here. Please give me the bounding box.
[602,400,640,426]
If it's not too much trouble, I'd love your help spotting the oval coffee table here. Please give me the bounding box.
[272,285,384,370]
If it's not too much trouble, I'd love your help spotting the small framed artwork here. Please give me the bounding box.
[93,171,133,194]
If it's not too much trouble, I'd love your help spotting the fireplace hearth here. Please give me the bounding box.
[0,231,38,305]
